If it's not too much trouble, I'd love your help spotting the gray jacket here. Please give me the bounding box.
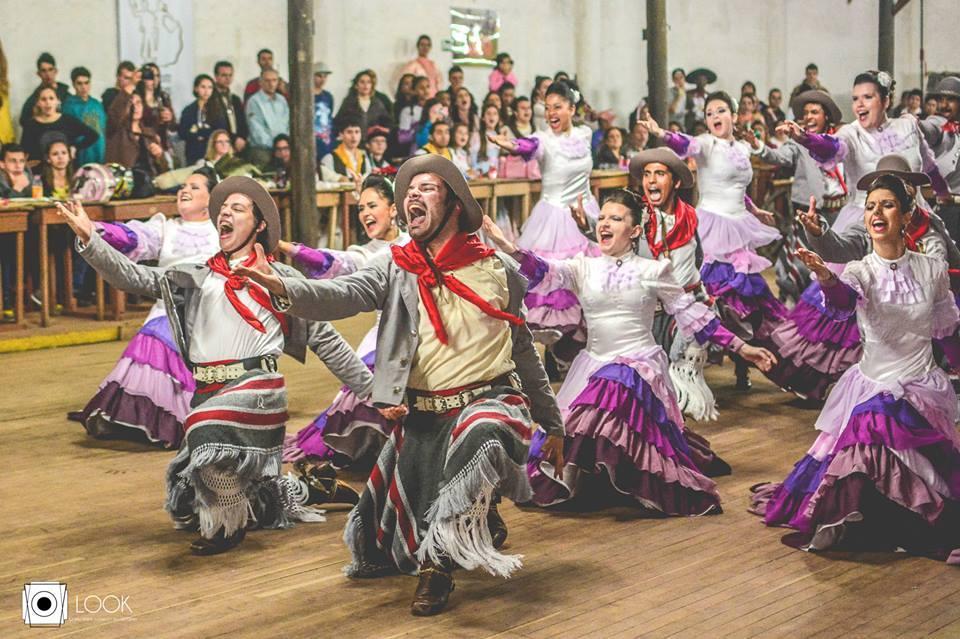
[276,251,564,436]
[759,141,843,208]
[801,211,960,268]
[921,115,960,194]
[78,232,373,396]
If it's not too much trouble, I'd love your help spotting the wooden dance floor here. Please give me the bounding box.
[3,313,960,638]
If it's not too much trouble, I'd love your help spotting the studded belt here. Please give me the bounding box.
[407,372,521,414]
[192,355,279,384]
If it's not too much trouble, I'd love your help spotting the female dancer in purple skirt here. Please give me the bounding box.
[280,174,408,467]
[762,70,951,401]
[751,174,960,563]
[637,92,787,389]
[70,168,220,447]
[482,192,777,515]
[487,80,599,377]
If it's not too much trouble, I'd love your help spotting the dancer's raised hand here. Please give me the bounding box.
[233,243,287,295]
[776,120,805,142]
[795,196,823,237]
[738,344,778,372]
[486,132,517,152]
[635,116,664,138]
[569,193,589,231]
[55,201,94,244]
[481,215,517,254]
[751,206,777,227]
[796,247,834,283]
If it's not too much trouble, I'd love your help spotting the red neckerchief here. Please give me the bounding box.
[644,198,698,258]
[391,233,524,345]
[904,206,931,252]
[207,251,289,335]
[943,121,960,134]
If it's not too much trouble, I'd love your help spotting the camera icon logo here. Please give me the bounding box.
[22,582,68,627]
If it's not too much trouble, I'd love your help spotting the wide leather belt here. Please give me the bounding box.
[408,372,521,414]
[821,195,846,211]
[938,196,960,205]
[192,355,278,384]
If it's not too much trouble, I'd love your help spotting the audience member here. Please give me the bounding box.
[476,102,506,175]
[450,122,477,177]
[790,62,827,99]
[447,65,464,96]
[737,94,757,127]
[415,118,452,159]
[62,66,106,165]
[414,97,446,148]
[451,87,480,155]
[0,143,32,197]
[363,124,393,174]
[623,119,650,158]
[102,61,138,112]
[245,68,290,166]
[335,70,391,142]
[892,88,922,117]
[19,52,71,126]
[39,134,73,199]
[498,81,517,122]
[244,48,288,103]
[397,76,430,155]
[20,86,98,161]
[763,88,786,131]
[668,68,686,127]
[923,93,939,119]
[531,75,551,132]
[313,61,335,161]
[393,73,417,114]
[266,133,291,187]
[399,34,442,97]
[321,116,367,183]
[489,53,518,93]
[0,40,13,144]
[595,126,626,169]
[205,129,234,164]
[179,74,228,164]
[213,60,249,152]
[366,69,394,117]
[137,64,177,150]
[508,96,534,138]
[105,90,168,176]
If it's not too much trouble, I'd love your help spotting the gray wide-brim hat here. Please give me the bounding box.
[209,176,281,253]
[928,76,960,99]
[856,153,930,190]
[629,147,694,189]
[394,154,484,233]
[790,89,843,125]
[686,68,717,85]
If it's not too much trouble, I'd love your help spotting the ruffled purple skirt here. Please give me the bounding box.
[73,314,193,448]
[282,330,393,467]
[750,365,960,563]
[527,355,725,515]
[700,259,787,342]
[763,279,862,400]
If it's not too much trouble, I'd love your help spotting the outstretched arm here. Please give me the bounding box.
[305,319,374,398]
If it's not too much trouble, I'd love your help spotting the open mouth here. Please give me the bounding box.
[870,218,888,233]
[362,216,378,232]
[710,120,723,132]
[179,193,192,202]
[856,110,869,122]
[647,186,662,204]
[548,116,561,128]
[598,230,614,243]
[407,204,427,229]
[218,220,234,239]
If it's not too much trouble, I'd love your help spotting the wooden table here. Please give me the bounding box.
[0,208,29,328]
[99,196,179,321]
[492,179,535,227]
[274,187,352,250]
[590,170,630,201]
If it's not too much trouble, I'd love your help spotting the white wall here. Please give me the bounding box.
[4,0,959,137]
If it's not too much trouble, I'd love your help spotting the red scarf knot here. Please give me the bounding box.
[207,252,289,335]
[943,121,960,135]
[904,206,932,252]
[391,233,524,345]
[644,198,698,258]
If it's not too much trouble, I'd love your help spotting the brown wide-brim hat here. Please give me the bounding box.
[629,147,694,189]
[928,76,960,99]
[856,153,930,190]
[790,90,843,125]
[393,154,484,233]
[209,176,281,253]
[686,68,717,85]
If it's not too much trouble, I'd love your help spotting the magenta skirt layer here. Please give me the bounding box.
[764,280,862,400]
[528,360,724,515]
[73,315,193,448]
[750,369,960,564]
[282,350,393,467]
[700,259,788,342]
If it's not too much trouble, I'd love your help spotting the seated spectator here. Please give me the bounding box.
[266,133,291,188]
[489,52,518,93]
[415,119,452,160]
[19,52,71,126]
[213,60,248,153]
[205,129,234,165]
[335,70,391,143]
[531,75,551,131]
[313,61,335,161]
[668,68,687,127]
[737,94,758,127]
[451,87,480,156]
[623,119,651,158]
[20,86,98,161]
[447,65,464,96]
[62,66,107,165]
[0,143,33,197]
[414,97,447,149]
[450,122,478,178]
[591,110,615,151]
[245,68,289,166]
[436,90,451,111]
[321,117,367,183]
[105,90,168,176]
[595,126,626,169]
[893,89,922,117]
[507,96,534,138]
[137,64,177,151]
[498,81,517,122]
[924,94,939,119]
[39,134,73,199]
[393,73,417,115]
[476,102,507,175]
[364,124,394,174]
[244,48,288,103]
[763,88,785,131]
[399,34,442,98]
[179,74,228,164]
[102,61,138,112]
[483,91,502,113]
[366,69,394,118]
[397,76,430,155]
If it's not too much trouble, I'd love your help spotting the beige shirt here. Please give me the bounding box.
[407,255,516,391]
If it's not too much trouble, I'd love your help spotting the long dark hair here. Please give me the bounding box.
[41,138,74,196]
[192,73,224,123]
[508,96,532,137]
[451,87,478,135]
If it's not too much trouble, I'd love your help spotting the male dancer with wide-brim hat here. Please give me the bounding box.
[56,176,373,556]
[237,154,564,616]
[921,76,960,243]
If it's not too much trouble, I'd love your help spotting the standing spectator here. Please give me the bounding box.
[312,61,335,161]
[684,67,715,131]
[137,65,177,151]
[213,60,248,153]
[397,76,430,155]
[244,69,289,166]
[893,89,922,117]
[393,73,417,114]
[179,74,228,165]
[623,119,651,158]
[923,93,940,119]
[18,52,71,126]
[488,52,518,93]
[105,90,168,176]
[415,119,452,159]
[39,134,73,199]
[508,96,534,138]
[62,67,106,165]
[335,70,390,142]
[20,87,98,161]
[447,65,464,96]
[0,40,14,144]
[320,117,367,183]
[399,35,442,98]
[414,97,447,149]
[667,68,687,128]
[267,133,291,187]
[498,81,517,123]
[763,88,786,131]
[366,69,394,118]
[0,143,32,196]
[101,61,138,112]
[450,122,477,177]
[790,62,827,100]
[476,102,507,175]
[531,75,551,132]
[243,48,288,103]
